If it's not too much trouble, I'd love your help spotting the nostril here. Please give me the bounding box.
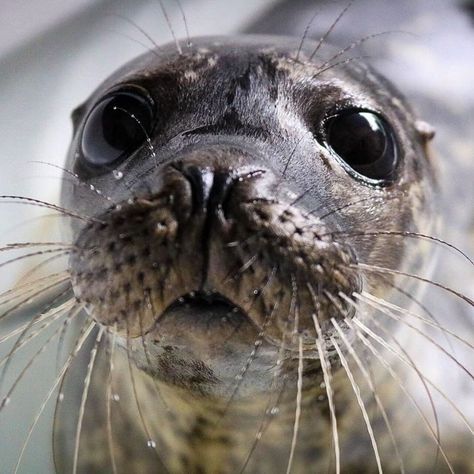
[180,165,214,213]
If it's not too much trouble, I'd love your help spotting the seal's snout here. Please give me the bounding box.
[69,148,361,350]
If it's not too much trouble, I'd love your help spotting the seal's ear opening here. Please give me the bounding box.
[415,120,436,142]
[71,103,87,132]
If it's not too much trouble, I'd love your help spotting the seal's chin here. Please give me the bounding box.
[126,294,286,397]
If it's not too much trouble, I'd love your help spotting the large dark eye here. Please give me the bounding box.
[81,88,154,169]
[325,110,399,183]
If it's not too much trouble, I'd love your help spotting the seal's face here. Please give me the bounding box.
[63,36,435,396]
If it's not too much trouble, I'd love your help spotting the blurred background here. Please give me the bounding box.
[0,0,472,472]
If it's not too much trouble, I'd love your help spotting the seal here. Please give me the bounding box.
[52,32,451,473]
[0,2,472,474]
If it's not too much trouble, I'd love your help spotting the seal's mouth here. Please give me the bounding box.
[69,157,361,352]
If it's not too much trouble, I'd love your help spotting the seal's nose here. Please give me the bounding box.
[180,164,235,216]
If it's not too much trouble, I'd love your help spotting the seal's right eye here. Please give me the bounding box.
[81,87,154,169]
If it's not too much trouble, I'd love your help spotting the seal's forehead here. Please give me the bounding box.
[97,35,383,97]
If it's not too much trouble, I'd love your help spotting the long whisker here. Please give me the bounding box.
[0,271,68,305]
[311,311,340,474]
[225,293,280,412]
[354,293,473,380]
[156,0,183,55]
[286,336,304,474]
[72,327,104,474]
[354,263,474,306]
[308,1,353,61]
[380,277,456,354]
[0,302,79,412]
[0,299,76,371]
[315,31,405,74]
[174,0,191,47]
[13,320,95,474]
[0,196,100,223]
[295,9,319,62]
[14,252,70,285]
[330,336,383,473]
[331,318,405,474]
[125,322,168,470]
[0,249,71,275]
[347,317,455,474]
[29,160,113,202]
[106,330,118,474]
[0,275,70,325]
[328,231,473,265]
[346,297,473,433]
[359,291,474,350]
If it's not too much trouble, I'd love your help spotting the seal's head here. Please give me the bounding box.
[62,36,435,396]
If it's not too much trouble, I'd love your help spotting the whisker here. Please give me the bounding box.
[174,0,191,47]
[29,160,113,202]
[156,0,183,55]
[347,317,455,474]
[346,297,473,434]
[359,291,474,351]
[286,336,304,474]
[353,293,473,380]
[353,263,474,306]
[0,196,100,223]
[111,13,159,49]
[328,231,473,265]
[0,248,71,274]
[330,337,383,473]
[17,252,70,285]
[0,299,76,371]
[0,242,75,253]
[308,1,354,61]
[0,271,68,305]
[0,302,79,412]
[125,322,167,469]
[331,318,405,474]
[315,30,406,74]
[112,106,158,169]
[238,330,289,473]
[0,275,70,324]
[225,292,280,411]
[295,9,319,62]
[106,330,118,474]
[13,320,95,474]
[72,327,104,474]
[342,293,471,433]
[310,309,340,473]
[380,277,456,355]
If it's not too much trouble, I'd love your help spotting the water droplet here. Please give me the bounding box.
[270,407,279,415]
[2,397,11,407]
[127,198,134,205]
[89,184,96,191]
[147,440,157,448]
[58,393,64,402]
[112,393,120,402]
[319,382,326,389]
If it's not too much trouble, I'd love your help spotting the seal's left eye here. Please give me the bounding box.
[324,110,399,184]
[81,88,154,168]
